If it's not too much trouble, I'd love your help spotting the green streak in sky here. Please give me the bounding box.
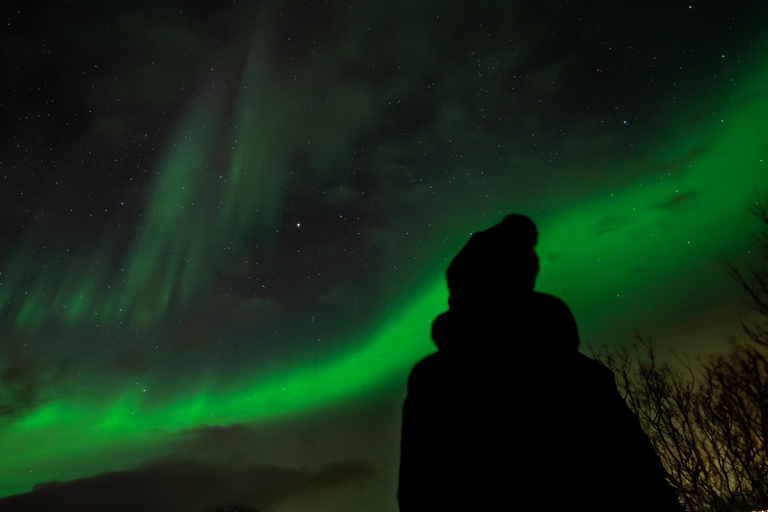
[1,36,768,501]
[117,99,222,327]
[0,45,283,332]
[0,282,444,495]
[222,36,290,244]
[0,100,224,331]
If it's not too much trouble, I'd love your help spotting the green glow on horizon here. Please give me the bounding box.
[0,281,445,495]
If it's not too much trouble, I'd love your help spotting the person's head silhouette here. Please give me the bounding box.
[446,214,539,311]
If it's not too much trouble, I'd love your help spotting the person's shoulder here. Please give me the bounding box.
[407,352,441,388]
[530,292,572,314]
[412,352,441,371]
[570,352,617,386]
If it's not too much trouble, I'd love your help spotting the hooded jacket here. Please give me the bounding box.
[398,292,684,511]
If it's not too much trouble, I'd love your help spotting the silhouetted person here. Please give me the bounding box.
[398,215,683,511]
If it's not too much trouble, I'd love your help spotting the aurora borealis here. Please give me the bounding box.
[1,1,767,510]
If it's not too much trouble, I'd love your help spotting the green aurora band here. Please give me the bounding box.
[0,39,767,498]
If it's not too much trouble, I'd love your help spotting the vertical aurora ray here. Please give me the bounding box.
[116,99,223,327]
[222,37,291,246]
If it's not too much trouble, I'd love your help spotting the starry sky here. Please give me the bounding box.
[1,1,767,510]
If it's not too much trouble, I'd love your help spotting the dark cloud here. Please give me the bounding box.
[542,251,563,263]
[0,457,373,512]
[111,347,150,376]
[0,341,70,421]
[655,190,701,210]
[172,423,267,466]
[0,343,38,419]
[595,215,633,236]
[659,147,707,176]
[324,184,363,206]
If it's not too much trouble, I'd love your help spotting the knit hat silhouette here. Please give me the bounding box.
[446,214,539,306]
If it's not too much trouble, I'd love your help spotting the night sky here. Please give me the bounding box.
[1,1,767,509]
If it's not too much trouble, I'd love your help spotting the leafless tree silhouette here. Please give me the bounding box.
[595,198,768,512]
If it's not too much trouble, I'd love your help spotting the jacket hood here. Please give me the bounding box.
[431,292,580,354]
